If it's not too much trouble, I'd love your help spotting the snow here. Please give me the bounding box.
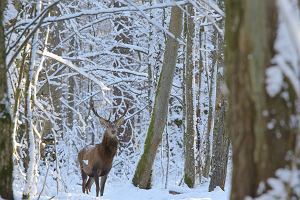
[7,1,231,200]
[267,0,300,99]
[266,120,276,130]
[14,182,228,200]
[265,66,283,97]
[254,168,300,200]
[4,0,18,24]
[83,160,89,165]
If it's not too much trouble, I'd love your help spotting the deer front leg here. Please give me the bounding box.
[81,170,87,193]
[93,170,100,197]
[100,174,108,196]
[85,177,94,194]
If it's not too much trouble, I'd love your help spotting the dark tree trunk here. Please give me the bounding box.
[195,24,205,182]
[209,5,229,191]
[209,75,229,192]
[202,64,215,178]
[225,0,298,199]
[0,0,14,199]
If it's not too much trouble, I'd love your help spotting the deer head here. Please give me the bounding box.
[90,99,128,138]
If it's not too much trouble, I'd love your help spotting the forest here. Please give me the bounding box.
[0,0,300,200]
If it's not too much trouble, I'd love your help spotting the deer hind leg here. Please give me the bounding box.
[85,177,94,194]
[81,169,87,193]
[93,170,100,197]
[100,174,108,196]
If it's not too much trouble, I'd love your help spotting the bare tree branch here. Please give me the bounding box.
[6,0,60,69]
[8,1,188,31]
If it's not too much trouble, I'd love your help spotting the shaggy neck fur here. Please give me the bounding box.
[100,131,118,156]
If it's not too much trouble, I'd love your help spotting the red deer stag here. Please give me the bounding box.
[77,99,127,197]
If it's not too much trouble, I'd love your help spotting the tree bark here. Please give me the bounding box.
[184,4,196,188]
[195,23,205,183]
[132,6,183,189]
[203,63,215,178]
[209,5,229,191]
[209,73,229,192]
[0,1,14,199]
[23,4,40,197]
[225,0,297,199]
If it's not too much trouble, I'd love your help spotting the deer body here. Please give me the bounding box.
[77,99,127,197]
[78,132,118,196]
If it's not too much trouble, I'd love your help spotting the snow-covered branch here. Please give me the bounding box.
[37,50,111,102]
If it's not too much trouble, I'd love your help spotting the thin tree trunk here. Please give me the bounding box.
[209,8,230,191]
[209,71,229,192]
[225,0,298,199]
[195,24,205,183]
[0,1,14,199]
[132,6,183,189]
[203,64,216,178]
[147,0,154,113]
[184,4,196,188]
[23,2,41,198]
[12,46,27,160]
[67,37,76,131]
[22,39,37,200]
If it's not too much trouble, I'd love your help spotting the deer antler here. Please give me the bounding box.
[114,103,129,124]
[90,98,107,123]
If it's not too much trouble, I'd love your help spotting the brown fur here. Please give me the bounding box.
[78,99,128,196]
[77,131,118,196]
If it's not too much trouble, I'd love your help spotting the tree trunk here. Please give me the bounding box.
[225,0,297,199]
[0,1,14,199]
[209,6,229,191]
[203,63,216,178]
[184,4,196,188]
[195,24,205,183]
[23,5,40,197]
[66,35,77,132]
[209,72,229,192]
[132,6,183,189]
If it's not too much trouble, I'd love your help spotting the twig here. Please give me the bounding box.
[36,50,111,103]
[124,105,148,121]
[124,0,185,45]
[6,1,60,69]
[5,0,60,37]
[9,1,188,30]
[37,162,50,200]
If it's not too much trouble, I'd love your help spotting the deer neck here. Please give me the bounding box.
[101,131,118,156]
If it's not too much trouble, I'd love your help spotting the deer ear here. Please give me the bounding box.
[99,117,109,127]
[115,117,124,127]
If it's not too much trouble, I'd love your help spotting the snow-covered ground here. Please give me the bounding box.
[13,157,231,200]
[14,181,229,200]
